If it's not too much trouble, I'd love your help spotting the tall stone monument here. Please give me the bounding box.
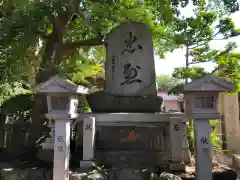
[105,21,156,96]
[87,21,162,112]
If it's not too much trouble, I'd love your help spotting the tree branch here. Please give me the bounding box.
[64,35,104,51]
[189,31,220,49]
[188,60,212,65]
[211,67,219,75]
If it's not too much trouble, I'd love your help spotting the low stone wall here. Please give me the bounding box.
[0,166,238,180]
[0,167,106,180]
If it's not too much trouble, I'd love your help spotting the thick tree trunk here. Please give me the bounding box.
[28,69,57,149]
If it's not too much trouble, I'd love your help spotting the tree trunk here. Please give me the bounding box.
[27,8,103,149]
[28,33,61,149]
[28,69,57,149]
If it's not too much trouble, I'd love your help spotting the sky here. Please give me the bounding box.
[155,3,240,76]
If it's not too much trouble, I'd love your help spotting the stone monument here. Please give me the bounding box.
[105,21,156,96]
[78,21,187,173]
[87,21,162,112]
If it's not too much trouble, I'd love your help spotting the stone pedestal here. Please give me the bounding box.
[80,117,96,168]
[77,113,187,169]
[182,123,191,164]
[169,117,185,172]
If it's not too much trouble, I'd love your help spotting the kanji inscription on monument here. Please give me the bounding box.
[105,21,156,96]
[121,63,142,86]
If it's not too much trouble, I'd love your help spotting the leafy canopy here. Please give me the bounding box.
[0,0,239,85]
[171,9,240,83]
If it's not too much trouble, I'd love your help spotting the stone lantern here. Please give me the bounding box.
[33,75,88,180]
[184,75,233,119]
[183,75,233,180]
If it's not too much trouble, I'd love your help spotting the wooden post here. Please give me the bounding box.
[194,119,212,180]
[80,117,96,168]
[53,120,71,180]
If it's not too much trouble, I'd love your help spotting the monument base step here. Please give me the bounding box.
[42,143,54,150]
[80,161,94,169]
[36,149,54,163]
[169,163,186,172]
[232,154,240,168]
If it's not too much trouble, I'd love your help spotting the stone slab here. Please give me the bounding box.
[87,91,162,113]
[169,163,186,172]
[80,161,93,169]
[95,151,169,168]
[96,124,169,151]
[233,154,240,168]
[105,21,156,96]
[108,168,149,180]
[77,112,186,123]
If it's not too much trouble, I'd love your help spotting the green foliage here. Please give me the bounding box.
[214,53,240,88]
[187,120,195,154]
[0,82,30,106]
[0,93,35,114]
[0,0,178,86]
[168,83,185,95]
[0,93,35,123]
[172,7,240,84]
[59,47,105,87]
[156,75,183,91]
[78,95,91,112]
[1,0,239,86]
[173,67,209,80]
[210,120,222,151]
[0,92,90,124]
[0,0,239,151]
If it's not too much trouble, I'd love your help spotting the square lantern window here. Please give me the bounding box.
[50,96,69,110]
[205,96,214,108]
[194,96,215,110]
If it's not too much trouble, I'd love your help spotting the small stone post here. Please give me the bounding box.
[80,117,96,168]
[169,117,185,171]
[53,119,71,180]
[194,119,212,180]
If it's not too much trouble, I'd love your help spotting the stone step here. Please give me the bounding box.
[42,143,54,150]
[45,137,54,144]
[233,154,240,168]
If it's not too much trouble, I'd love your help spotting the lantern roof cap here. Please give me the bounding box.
[33,75,89,94]
[184,75,234,92]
